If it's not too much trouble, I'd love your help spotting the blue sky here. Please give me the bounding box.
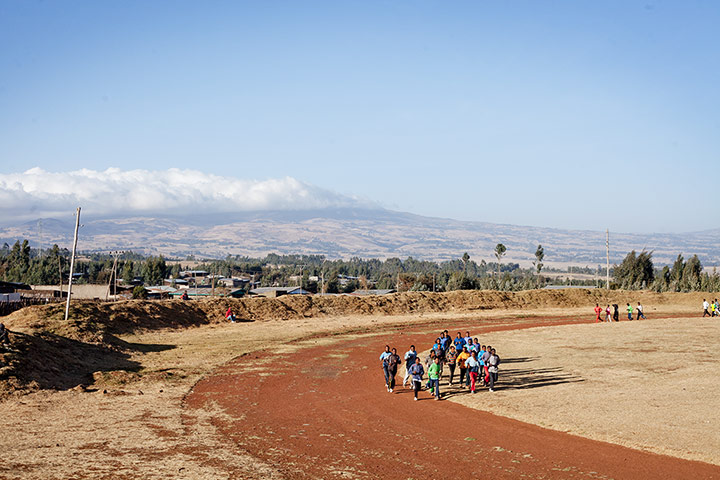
[1,1,718,233]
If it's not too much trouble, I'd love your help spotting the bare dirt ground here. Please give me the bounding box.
[0,290,717,479]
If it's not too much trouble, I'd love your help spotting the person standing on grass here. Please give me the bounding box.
[487,348,500,392]
[386,348,401,393]
[445,345,458,385]
[594,303,603,323]
[637,302,646,320]
[457,346,471,388]
[613,304,619,321]
[403,345,417,387]
[409,357,425,401]
[703,299,710,317]
[428,356,441,400]
[379,345,392,391]
[466,351,481,393]
[605,305,612,322]
[627,303,633,320]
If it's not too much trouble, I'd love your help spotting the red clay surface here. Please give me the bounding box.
[185,316,720,479]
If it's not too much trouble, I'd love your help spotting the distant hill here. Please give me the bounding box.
[1,209,718,268]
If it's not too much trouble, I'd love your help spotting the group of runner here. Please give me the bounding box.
[379,330,500,401]
[702,299,720,317]
[593,302,646,322]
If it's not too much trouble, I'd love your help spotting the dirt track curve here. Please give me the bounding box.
[185,316,720,479]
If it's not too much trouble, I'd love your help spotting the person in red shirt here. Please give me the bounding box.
[594,304,602,323]
[225,307,236,323]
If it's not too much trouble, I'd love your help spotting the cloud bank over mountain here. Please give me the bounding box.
[0,167,369,221]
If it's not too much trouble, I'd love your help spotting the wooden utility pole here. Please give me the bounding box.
[606,229,610,290]
[58,255,63,297]
[64,207,81,322]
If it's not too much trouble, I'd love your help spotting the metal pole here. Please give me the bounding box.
[64,207,81,322]
[606,229,610,290]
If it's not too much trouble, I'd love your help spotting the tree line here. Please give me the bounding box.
[2,239,717,293]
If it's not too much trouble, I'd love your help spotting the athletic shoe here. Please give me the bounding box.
[414,397,418,401]
[489,388,495,392]
[389,388,393,393]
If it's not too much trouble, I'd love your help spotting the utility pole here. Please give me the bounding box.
[64,207,81,322]
[106,251,122,301]
[58,254,63,297]
[606,229,610,290]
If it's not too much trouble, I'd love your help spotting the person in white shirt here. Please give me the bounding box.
[703,299,711,317]
[636,302,646,320]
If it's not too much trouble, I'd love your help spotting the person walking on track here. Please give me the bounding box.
[466,351,481,393]
[487,348,500,392]
[428,356,441,400]
[445,345,458,385]
[379,345,391,391]
[402,345,417,387]
[408,357,425,401]
[457,346,471,388]
[386,348,401,393]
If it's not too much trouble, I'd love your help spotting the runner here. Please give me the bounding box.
[379,345,391,391]
[637,302,646,320]
[478,345,487,385]
[428,356,441,400]
[457,346,471,388]
[402,345,417,387]
[408,357,424,401]
[440,330,450,352]
[466,351,481,393]
[481,345,492,385]
[453,332,465,352]
[445,345,458,385]
[703,299,710,317]
[612,304,619,321]
[627,303,633,321]
[711,301,717,317]
[487,348,500,392]
[463,331,472,346]
[605,305,612,322]
[386,348,401,393]
[425,350,437,390]
[594,303,602,323]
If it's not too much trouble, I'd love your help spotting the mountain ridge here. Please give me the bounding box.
[2,208,718,267]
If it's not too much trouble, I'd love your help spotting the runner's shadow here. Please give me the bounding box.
[499,366,584,390]
[501,356,539,364]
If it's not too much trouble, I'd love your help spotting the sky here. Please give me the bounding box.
[1,1,718,233]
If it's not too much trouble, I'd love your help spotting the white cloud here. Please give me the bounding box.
[0,167,368,220]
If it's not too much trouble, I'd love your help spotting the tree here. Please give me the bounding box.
[613,250,654,289]
[682,255,702,291]
[533,244,544,287]
[494,243,507,278]
[132,285,147,299]
[461,252,470,272]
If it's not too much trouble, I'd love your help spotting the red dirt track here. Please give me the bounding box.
[185,317,720,479]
